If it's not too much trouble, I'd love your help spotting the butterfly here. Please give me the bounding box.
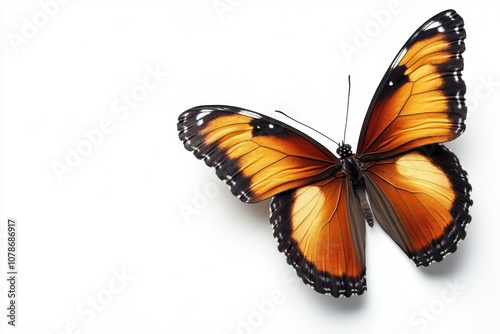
[177,9,472,297]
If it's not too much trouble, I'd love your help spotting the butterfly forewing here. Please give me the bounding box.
[178,105,341,202]
[357,10,467,161]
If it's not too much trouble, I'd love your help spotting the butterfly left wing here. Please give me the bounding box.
[357,10,467,161]
[178,105,368,297]
[271,176,367,297]
[363,144,472,266]
[178,105,342,202]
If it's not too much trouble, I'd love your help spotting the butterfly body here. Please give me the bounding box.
[336,146,375,227]
[177,10,472,297]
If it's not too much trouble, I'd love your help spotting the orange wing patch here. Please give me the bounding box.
[401,35,451,72]
[357,11,466,161]
[178,106,341,202]
[363,144,472,266]
[271,177,366,297]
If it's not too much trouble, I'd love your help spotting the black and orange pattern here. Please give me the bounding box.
[177,9,472,297]
[358,10,467,161]
[178,106,341,202]
[270,177,367,297]
[363,144,471,266]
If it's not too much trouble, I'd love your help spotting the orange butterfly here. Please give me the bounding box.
[177,9,472,297]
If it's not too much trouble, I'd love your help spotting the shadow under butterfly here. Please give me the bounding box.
[177,9,472,297]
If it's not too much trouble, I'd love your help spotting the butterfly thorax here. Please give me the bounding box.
[343,155,364,188]
[336,142,361,181]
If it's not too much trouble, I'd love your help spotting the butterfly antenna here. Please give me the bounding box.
[343,75,351,145]
[274,110,339,146]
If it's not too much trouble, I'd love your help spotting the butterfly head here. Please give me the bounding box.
[336,142,353,159]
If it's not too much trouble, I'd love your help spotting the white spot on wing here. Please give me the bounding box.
[196,111,211,120]
[456,92,462,109]
[391,48,407,68]
[425,20,441,30]
[455,118,463,133]
[239,110,261,119]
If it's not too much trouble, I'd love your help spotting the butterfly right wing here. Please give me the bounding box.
[354,9,471,267]
[271,176,367,297]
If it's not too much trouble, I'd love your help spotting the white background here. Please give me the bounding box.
[1,1,498,333]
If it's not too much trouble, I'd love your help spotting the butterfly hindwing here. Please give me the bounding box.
[363,144,472,266]
[178,105,341,203]
[357,10,467,161]
[270,176,366,297]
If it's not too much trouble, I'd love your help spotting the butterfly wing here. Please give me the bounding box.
[357,10,467,161]
[357,10,472,266]
[178,105,342,202]
[271,176,366,297]
[363,144,472,266]
[178,105,368,297]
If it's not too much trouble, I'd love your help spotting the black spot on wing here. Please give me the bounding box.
[250,118,285,137]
